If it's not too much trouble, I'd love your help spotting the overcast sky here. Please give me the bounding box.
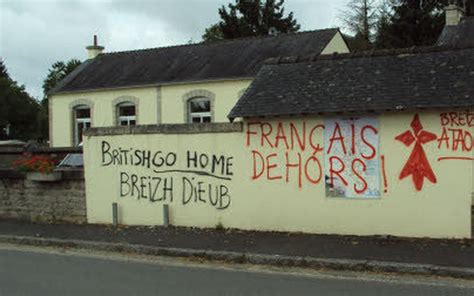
[0,0,349,99]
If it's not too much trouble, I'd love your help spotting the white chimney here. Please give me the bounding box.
[445,3,464,26]
[86,35,104,59]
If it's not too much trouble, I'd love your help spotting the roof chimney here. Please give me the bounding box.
[445,2,464,26]
[86,35,104,59]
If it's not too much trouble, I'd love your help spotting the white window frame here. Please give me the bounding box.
[73,106,91,146]
[188,97,211,123]
[117,102,136,126]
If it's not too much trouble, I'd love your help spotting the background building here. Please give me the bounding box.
[49,29,349,147]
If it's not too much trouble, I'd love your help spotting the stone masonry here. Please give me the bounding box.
[0,169,86,223]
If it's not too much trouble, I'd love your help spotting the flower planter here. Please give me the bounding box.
[26,171,62,182]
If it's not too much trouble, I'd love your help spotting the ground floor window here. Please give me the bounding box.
[188,97,211,123]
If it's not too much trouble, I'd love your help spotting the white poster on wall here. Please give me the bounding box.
[324,117,380,198]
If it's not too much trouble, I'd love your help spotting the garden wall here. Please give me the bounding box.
[83,111,473,239]
[0,169,86,223]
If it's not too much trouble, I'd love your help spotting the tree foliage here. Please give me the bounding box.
[42,59,81,98]
[338,1,473,50]
[38,59,82,141]
[202,24,225,42]
[375,0,448,49]
[0,60,40,141]
[338,0,379,50]
[202,0,300,41]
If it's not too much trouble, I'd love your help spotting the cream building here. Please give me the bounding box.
[49,29,350,147]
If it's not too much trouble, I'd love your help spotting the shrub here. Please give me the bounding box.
[12,154,57,174]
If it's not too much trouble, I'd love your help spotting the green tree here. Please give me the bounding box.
[338,0,379,50]
[42,59,81,97]
[202,0,300,41]
[202,24,225,42]
[39,59,81,141]
[375,0,448,48]
[0,60,40,141]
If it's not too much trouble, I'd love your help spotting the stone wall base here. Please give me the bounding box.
[0,169,86,224]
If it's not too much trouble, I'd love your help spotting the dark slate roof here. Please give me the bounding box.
[50,29,340,94]
[436,17,474,47]
[228,47,474,119]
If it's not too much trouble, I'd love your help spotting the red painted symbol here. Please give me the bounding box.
[381,155,388,193]
[395,114,437,191]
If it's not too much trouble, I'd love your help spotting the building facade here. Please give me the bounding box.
[49,29,349,147]
[82,45,474,239]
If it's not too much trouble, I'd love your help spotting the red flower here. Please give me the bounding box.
[12,154,57,174]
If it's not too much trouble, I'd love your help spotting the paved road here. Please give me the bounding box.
[0,244,473,296]
[2,219,473,268]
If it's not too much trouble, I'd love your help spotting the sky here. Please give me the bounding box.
[0,0,349,100]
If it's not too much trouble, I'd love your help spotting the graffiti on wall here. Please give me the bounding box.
[245,118,381,198]
[101,140,233,210]
[324,118,380,198]
[395,114,437,191]
[437,111,474,158]
[247,111,472,195]
[246,121,325,189]
[395,112,473,191]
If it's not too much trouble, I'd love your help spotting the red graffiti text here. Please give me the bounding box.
[246,122,324,188]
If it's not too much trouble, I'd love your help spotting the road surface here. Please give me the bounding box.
[0,244,472,296]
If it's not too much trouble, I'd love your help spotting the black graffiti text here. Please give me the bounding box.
[101,140,177,169]
[182,176,231,210]
[186,151,234,177]
[119,173,231,210]
[120,172,173,202]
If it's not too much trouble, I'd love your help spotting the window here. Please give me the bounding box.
[117,103,136,126]
[74,106,91,146]
[188,97,211,123]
